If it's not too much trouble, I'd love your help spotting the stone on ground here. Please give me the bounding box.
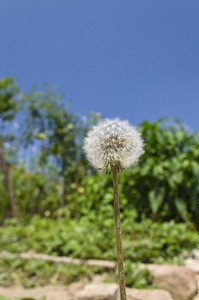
[146,264,198,300]
[76,283,119,300]
[126,288,173,300]
[185,258,199,273]
[0,283,83,300]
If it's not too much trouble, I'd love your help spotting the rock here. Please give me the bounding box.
[76,283,119,300]
[185,258,199,273]
[193,296,199,300]
[126,288,174,300]
[146,264,198,300]
[188,249,199,260]
[76,283,174,300]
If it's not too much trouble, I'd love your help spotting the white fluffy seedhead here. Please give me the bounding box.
[83,118,144,171]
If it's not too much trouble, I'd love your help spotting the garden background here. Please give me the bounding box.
[0,1,199,298]
[0,77,199,291]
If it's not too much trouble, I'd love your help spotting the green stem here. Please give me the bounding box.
[112,166,127,300]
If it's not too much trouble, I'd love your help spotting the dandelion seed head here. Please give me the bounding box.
[83,118,144,171]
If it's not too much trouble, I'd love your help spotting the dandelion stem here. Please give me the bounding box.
[112,166,127,300]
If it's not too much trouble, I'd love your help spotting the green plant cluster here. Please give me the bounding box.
[64,119,199,227]
[0,256,155,291]
[0,166,59,222]
[0,256,101,288]
[1,118,199,227]
[0,216,198,289]
[104,261,157,289]
[0,217,198,263]
[138,119,199,224]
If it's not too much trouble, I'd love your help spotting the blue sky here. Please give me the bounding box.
[0,0,199,130]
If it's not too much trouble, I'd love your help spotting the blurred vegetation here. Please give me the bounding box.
[0,76,199,290]
[1,217,198,263]
[0,216,198,289]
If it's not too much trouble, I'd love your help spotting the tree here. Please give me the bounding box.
[0,77,19,221]
[22,85,82,211]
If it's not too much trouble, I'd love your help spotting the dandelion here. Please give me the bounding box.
[83,118,144,300]
[83,118,144,171]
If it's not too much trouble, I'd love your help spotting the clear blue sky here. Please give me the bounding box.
[1,0,199,129]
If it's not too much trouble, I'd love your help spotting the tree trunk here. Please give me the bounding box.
[0,141,19,222]
[57,173,65,219]
[32,146,43,215]
[59,174,65,209]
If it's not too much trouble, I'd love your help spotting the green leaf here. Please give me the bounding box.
[33,133,46,140]
[168,172,183,189]
[190,161,199,177]
[148,187,165,214]
[174,198,188,221]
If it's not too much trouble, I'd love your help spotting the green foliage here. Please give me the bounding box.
[104,261,156,289]
[0,255,156,290]
[64,118,199,227]
[21,85,90,178]
[0,77,20,159]
[0,257,101,288]
[0,173,9,221]
[0,166,59,222]
[19,85,98,210]
[0,77,19,123]
[0,216,198,289]
[0,78,98,222]
[0,77,20,161]
[136,119,199,225]
[0,217,198,263]
[124,262,155,289]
